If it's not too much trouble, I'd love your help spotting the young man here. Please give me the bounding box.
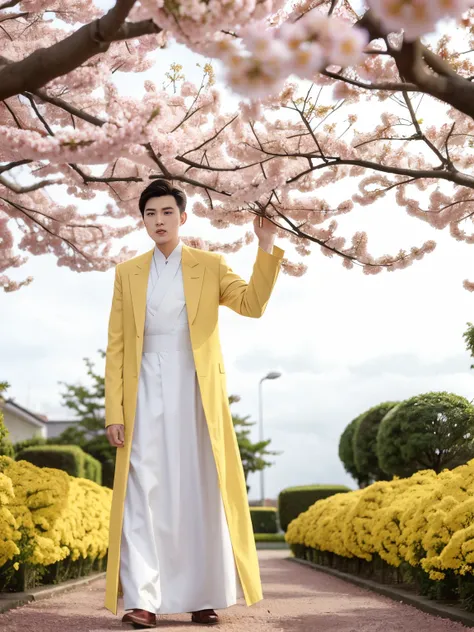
[104,180,283,628]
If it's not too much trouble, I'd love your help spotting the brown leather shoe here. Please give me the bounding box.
[191,609,219,625]
[122,609,156,629]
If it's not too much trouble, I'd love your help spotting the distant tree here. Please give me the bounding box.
[353,402,399,484]
[59,352,106,438]
[463,323,474,370]
[229,394,280,493]
[377,392,474,477]
[339,416,367,488]
[0,382,14,458]
[58,352,115,487]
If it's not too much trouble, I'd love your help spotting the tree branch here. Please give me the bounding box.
[0,174,59,194]
[0,0,162,100]
[357,10,474,120]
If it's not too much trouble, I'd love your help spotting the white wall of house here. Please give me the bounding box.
[0,401,47,444]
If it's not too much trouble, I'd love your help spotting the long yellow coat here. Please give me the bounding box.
[103,243,284,615]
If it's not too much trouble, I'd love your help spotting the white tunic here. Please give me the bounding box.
[120,242,238,614]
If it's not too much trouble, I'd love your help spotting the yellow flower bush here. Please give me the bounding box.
[0,471,20,566]
[286,459,474,585]
[56,477,111,562]
[0,455,112,588]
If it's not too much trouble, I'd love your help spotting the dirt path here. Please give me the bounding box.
[0,551,469,631]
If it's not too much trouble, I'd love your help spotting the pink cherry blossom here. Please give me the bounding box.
[2,0,474,292]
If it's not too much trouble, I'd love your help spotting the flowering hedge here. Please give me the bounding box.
[286,459,474,605]
[0,456,111,590]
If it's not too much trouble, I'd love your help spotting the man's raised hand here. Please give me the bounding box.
[253,215,278,253]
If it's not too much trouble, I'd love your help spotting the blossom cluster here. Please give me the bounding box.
[0,456,111,575]
[208,16,368,99]
[367,0,471,41]
[286,459,474,580]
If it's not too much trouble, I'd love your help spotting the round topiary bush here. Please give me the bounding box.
[377,392,474,477]
[338,417,361,484]
[353,401,399,484]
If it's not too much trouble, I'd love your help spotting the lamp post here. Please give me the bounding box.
[258,371,281,506]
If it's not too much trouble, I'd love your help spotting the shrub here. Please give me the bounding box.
[0,455,112,591]
[0,407,14,458]
[377,392,474,477]
[250,507,278,534]
[16,445,100,483]
[13,436,47,457]
[83,453,102,486]
[353,401,399,484]
[278,484,351,532]
[338,417,364,486]
[285,459,474,600]
[82,435,115,489]
[255,533,286,543]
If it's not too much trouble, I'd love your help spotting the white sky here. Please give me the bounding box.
[2,28,474,502]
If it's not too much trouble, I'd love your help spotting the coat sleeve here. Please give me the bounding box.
[105,265,125,428]
[219,245,284,318]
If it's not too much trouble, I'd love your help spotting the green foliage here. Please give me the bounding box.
[83,452,102,485]
[59,351,105,437]
[278,485,351,532]
[353,401,399,484]
[254,533,286,543]
[249,507,278,534]
[58,351,115,488]
[13,436,47,456]
[229,395,280,492]
[463,322,474,369]
[0,381,14,458]
[16,444,101,482]
[48,426,87,447]
[377,392,474,477]
[82,434,115,489]
[338,417,365,486]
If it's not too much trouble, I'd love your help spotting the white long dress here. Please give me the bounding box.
[120,242,239,615]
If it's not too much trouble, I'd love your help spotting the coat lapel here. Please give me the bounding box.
[182,245,205,326]
[129,249,154,336]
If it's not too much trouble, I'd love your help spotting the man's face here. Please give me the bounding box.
[143,195,187,246]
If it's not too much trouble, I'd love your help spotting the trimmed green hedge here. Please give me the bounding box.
[84,452,102,486]
[16,445,102,484]
[250,507,278,534]
[278,485,351,532]
[255,533,286,543]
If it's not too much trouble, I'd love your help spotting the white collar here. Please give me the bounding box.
[153,241,182,265]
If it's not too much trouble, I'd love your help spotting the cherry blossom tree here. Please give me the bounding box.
[2,0,474,291]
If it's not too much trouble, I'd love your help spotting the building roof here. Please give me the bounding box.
[1,399,47,429]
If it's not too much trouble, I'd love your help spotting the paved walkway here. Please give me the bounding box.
[0,551,469,631]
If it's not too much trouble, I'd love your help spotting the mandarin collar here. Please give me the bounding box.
[153,241,182,265]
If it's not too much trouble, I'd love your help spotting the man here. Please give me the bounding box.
[104,179,283,628]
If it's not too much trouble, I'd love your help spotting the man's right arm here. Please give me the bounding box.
[105,265,125,430]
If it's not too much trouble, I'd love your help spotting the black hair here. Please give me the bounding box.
[139,179,187,217]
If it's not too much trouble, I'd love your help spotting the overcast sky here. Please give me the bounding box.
[2,35,474,502]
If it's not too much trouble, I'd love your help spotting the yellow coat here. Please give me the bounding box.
[103,243,284,614]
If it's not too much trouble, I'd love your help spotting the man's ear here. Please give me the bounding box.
[180,211,188,226]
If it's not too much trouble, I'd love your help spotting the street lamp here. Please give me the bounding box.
[258,371,281,506]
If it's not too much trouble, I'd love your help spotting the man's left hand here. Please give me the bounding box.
[254,215,278,253]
